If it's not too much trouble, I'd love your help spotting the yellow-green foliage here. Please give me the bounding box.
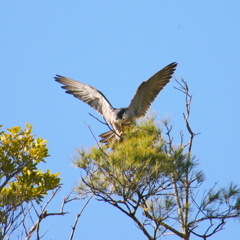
[0,123,60,207]
[75,118,174,198]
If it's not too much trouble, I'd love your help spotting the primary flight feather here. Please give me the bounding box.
[55,62,177,143]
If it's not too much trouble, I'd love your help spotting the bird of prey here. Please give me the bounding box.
[55,62,177,143]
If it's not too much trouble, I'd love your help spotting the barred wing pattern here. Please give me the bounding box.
[128,62,177,118]
[54,75,114,122]
[55,62,177,143]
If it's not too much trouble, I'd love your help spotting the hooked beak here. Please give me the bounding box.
[115,118,121,123]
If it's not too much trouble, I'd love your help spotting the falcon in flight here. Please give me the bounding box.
[55,62,177,143]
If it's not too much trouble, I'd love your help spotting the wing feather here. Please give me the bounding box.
[128,62,177,118]
[54,75,114,120]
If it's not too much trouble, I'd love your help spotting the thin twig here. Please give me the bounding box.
[88,113,108,125]
[69,194,94,240]
[88,112,122,143]
[84,121,101,146]
[25,187,67,240]
[83,122,109,158]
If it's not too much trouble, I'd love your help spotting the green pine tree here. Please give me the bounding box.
[74,78,240,240]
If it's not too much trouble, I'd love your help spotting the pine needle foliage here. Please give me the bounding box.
[75,118,174,200]
[74,117,240,240]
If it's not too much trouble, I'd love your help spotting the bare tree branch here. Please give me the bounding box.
[88,113,108,126]
[25,187,67,240]
[69,194,93,240]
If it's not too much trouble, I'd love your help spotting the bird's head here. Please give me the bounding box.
[114,108,128,123]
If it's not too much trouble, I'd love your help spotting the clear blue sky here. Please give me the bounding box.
[1,1,240,239]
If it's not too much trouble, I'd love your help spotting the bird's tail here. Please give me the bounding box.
[99,130,122,144]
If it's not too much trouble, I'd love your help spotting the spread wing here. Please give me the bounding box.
[54,75,114,121]
[128,62,177,118]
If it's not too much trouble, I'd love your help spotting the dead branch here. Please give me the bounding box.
[69,194,93,240]
[174,77,200,154]
[25,187,67,240]
[88,113,108,126]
